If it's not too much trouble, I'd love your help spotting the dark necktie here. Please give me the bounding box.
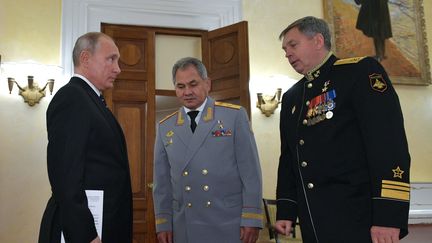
[187,111,199,133]
[99,94,108,107]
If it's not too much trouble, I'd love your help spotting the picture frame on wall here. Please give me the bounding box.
[323,0,431,85]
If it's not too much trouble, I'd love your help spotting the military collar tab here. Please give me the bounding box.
[176,110,185,126]
[305,51,333,81]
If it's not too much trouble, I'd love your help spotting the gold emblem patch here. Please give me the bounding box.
[369,73,387,92]
[392,166,404,179]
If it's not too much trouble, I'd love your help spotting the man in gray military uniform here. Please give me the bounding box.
[153,57,263,243]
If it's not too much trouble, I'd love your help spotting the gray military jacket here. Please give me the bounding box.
[153,98,263,243]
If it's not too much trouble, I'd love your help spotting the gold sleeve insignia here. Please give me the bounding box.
[156,218,167,225]
[369,73,388,92]
[241,212,263,220]
[159,111,178,124]
[333,56,366,65]
[215,101,241,110]
[381,180,410,201]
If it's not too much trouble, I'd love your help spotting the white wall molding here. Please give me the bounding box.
[409,183,432,224]
[61,0,242,75]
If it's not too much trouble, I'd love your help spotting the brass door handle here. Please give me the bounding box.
[147,183,154,189]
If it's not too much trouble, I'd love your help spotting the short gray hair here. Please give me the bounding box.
[172,57,208,84]
[279,16,331,50]
[72,32,113,67]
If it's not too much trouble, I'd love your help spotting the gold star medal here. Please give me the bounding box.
[322,80,330,92]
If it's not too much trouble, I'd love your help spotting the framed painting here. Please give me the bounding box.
[323,0,431,85]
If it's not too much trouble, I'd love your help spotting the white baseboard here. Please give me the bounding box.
[409,183,432,224]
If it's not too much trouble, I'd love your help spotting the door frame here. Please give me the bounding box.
[61,0,242,76]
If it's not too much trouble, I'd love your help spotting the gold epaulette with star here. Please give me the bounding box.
[215,101,241,110]
[334,56,366,65]
[159,111,178,124]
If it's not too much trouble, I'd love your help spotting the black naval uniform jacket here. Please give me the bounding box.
[276,54,410,243]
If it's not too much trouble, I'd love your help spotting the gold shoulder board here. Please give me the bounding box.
[334,56,366,65]
[215,101,241,110]
[159,111,178,124]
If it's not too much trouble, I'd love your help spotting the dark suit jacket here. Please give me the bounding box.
[38,77,132,243]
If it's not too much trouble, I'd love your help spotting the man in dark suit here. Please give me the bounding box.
[38,32,132,243]
[153,57,263,243]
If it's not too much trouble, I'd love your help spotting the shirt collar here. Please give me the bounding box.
[183,98,208,114]
[183,98,208,122]
[73,74,101,96]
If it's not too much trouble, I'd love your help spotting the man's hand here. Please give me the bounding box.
[240,226,260,243]
[371,226,400,243]
[157,231,173,243]
[90,236,101,243]
[274,220,293,236]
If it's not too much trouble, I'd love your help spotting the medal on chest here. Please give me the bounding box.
[305,81,337,126]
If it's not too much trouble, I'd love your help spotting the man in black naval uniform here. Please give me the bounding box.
[274,16,410,243]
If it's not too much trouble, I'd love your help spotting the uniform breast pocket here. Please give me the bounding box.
[204,135,233,152]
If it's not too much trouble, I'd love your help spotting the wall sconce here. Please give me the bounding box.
[8,76,54,106]
[256,88,282,117]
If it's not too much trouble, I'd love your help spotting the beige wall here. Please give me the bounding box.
[244,0,323,199]
[0,0,431,242]
[0,0,61,64]
[0,0,61,242]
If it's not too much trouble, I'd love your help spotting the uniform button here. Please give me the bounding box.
[306,100,310,106]
[301,161,308,167]
[183,171,188,176]
[302,119,308,125]
[203,185,209,191]
[202,169,208,175]
[187,202,192,207]
[185,186,191,191]
[206,201,211,207]
[299,139,305,145]
[307,83,313,88]
[307,183,314,189]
